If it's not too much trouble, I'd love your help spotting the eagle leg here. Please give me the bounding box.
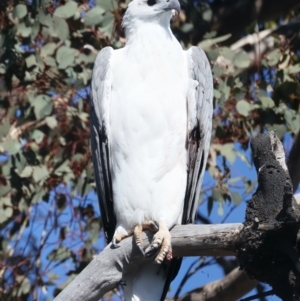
[133,221,160,256]
[145,221,172,264]
[143,220,159,232]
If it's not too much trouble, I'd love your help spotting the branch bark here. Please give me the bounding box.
[53,224,242,301]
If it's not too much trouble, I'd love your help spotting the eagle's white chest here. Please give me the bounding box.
[109,26,190,233]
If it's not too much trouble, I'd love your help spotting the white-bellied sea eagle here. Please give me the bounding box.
[90,0,213,299]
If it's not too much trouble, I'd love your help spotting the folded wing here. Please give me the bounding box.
[90,47,116,243]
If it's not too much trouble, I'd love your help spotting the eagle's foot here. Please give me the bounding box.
[143,220,159,232]
[133,221,159,256]
[134,224,145,255]
[145,221,172,264]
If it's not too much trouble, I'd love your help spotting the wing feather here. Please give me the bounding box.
[161,47,213,301]
[183,46,214,224]
[90,47,116,243]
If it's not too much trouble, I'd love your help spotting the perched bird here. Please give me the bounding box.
[90,0,213,299]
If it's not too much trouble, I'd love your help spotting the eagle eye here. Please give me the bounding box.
[147,0,156,6]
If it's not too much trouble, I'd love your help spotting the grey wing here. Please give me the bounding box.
[161,48,213,301]
[182,46,214,224]
[90,46,116,243]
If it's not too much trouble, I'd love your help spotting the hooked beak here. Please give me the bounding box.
[163,0,180,16]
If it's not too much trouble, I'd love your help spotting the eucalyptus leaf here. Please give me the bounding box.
[287,64,300,74]
[219,143,236,164]
[44,56,57,67]
[0,119,10,140]
[0,138,21,155]
[33,95,53,119]
[54,1,78,18]
[47,246,72,262]
[0,182,11,197]
[86,219,101,247]
[13,4,28,19]
[45,116,58,129]
[233,50,251,69]
[212,187,224,202]
[231,192,242,205]
[56,46,76,69]
[14,276,30,297]
[16,23,31,37]
[219,47,235,60]
[285,109,300,134]
[83,7,105,27]
[31,130,45,144]
[31,20,40,40]
[25,55,37,69]
[20,166,33,178]
[96,0,117,11]
[32,166,49,184]
[236,99,252,117]
[260,96,275,109]
[199,34,231,51]
[181,23,193,33]
[31,187,47,204]
[266,49,281,66]
[55,160,72,175]
[265,124,286,140]
[217,202,224,216]
[99,12,114,37]
[213,89,221,99]
[41,43,57,57]
[53,17,70,40]
[36,54,45,72]
[0,197,13,223]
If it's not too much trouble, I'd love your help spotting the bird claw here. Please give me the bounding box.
[145,221,172,264]
[138,245,146,256]
[145,246,158,257]
[111,237,120,249]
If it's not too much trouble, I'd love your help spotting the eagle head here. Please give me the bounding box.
[122,0,181,29]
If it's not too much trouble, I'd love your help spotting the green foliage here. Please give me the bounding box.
[0,0,299,300]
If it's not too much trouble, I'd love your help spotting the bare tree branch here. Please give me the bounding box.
[176,268,258,301]
[53,224,242,301]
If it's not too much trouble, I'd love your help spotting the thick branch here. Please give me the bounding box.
[180,132,299,301]
[176,268,258,301]
[287,131,300,192]
[53,224,242,301]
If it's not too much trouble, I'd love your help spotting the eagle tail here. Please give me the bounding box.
[123,262,166,301]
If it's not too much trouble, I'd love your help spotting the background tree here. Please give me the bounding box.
[0,0,299,300]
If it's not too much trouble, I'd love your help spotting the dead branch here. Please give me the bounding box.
[177,131,300,301]
[176,268,258,301]
[53,224,242,301]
